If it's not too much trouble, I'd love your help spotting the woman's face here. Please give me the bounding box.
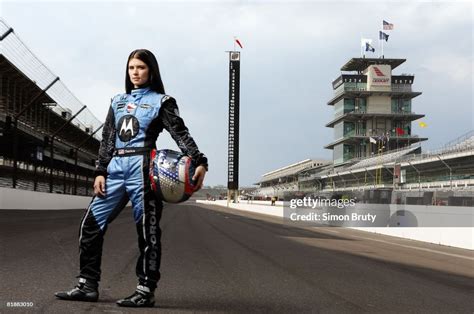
[128,57,150,88]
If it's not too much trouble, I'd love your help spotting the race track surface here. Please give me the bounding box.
[0,202,473,313]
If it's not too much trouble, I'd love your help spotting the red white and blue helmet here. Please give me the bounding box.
[149,149,196,203]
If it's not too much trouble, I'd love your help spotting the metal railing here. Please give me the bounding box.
[401,130,474,163]
[441,130,474,151]
[0,19,102,140]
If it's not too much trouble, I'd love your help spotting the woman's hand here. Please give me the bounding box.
[93,176,106,197]
[192,165,207,192]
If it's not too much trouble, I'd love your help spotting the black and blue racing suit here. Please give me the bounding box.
[78,87,208,290]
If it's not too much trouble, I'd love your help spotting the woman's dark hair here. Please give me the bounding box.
[125,49,165,94]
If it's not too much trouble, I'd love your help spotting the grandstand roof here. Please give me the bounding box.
[319,145,421,178]
[0,56,100,156]
[0,54,55,108]
[346,145,420,170]
[0,19,103,140]
[324,135,428,150]
[259,159,330,183]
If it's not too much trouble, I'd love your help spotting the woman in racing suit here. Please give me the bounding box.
[55,49,208,308]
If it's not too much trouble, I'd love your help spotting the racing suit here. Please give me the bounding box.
[78,87,208,290]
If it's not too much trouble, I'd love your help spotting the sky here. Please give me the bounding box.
[1,0,473,187]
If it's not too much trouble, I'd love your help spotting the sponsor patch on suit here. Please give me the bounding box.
[126,103,137,113]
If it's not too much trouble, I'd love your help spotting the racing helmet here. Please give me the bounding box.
[149,149,197,203]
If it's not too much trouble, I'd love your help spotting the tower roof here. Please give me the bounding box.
[341,58,406,71]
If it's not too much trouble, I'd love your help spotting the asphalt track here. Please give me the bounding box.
[0,201,473,313]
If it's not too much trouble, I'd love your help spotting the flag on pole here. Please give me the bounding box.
[418,121,428,128]
[365,42,375,52]
[361,38,372,47]
[370,137,377,144]
[361,38,375,54]
[383,20,394,30]
[234,38,243,49]
[396,127,405,135]
[379,31,389,42]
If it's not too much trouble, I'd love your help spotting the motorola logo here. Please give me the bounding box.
[117,115,139,142]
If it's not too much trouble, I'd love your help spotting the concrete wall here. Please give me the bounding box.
[244,200,284,207]
[0,187,92,210]
[352,227,473,251]
[197,200,473,250]
[215,200,283,217]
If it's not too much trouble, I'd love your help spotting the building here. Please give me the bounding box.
[253,56,473,205]
[324,57,427,165]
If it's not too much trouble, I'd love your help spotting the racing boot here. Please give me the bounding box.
[54,278,99,302]
[116,285,155,307]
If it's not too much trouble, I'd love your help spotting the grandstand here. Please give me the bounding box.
[255,130,474,205]
[254,55,474,206]
[0,20,103,196]
[256,159,331,199]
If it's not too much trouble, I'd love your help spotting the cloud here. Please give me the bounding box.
[2,1,472,186]
[420,54,472,82]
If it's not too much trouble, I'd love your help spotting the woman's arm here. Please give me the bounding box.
[159,96,209,171]
[94,104,116,178]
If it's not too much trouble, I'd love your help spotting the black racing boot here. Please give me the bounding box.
[54,278,99,302]
[116,285,155,307]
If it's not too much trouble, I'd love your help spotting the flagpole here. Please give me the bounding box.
[382,32,384,58]
[381,23,384,58]
[378,30,381,58]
